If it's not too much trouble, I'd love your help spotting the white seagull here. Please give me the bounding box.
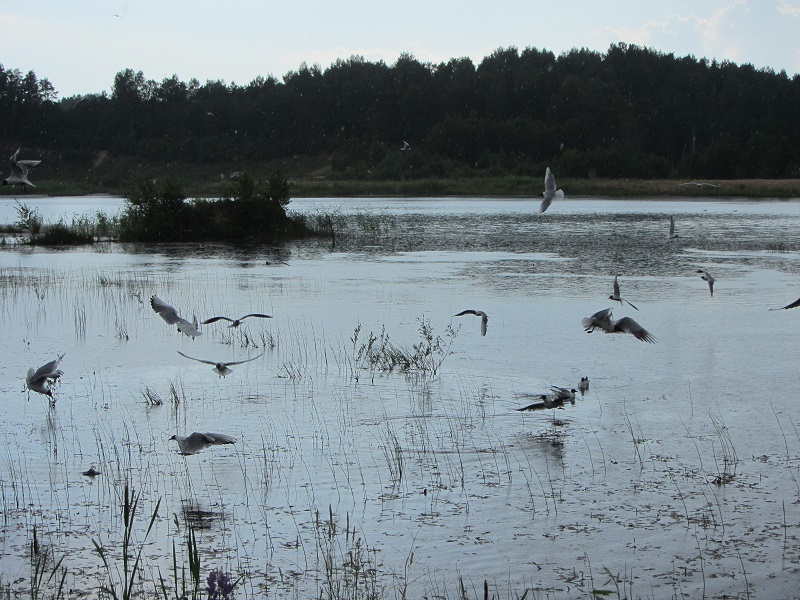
[3,148,42,187]
[668,215,679,239]
[170,432,237,455]
[26,353,65,397]
[177,350,264,377]
[202,313,272,328]
[539,167,564,213]
[578,376,589,394]
[582,307,657,343]
[454,309,488,336]
[697,270,715,298]
[608,274,639,310]
[150,295,202,337]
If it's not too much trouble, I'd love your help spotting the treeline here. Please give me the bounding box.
[2,43,799,181]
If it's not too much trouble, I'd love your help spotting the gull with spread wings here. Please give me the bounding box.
[26,353,65,398]
[177,350,264,377]
[150,295,202,337]
[202,313,272,328]
[170,432,236,455]
[454,309,488,336]
[582,307,657,343]
[539,167,564,214]
[608,275,639,310]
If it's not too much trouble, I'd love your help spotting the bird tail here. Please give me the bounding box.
[555,189,564,200]
[581,316,596,331]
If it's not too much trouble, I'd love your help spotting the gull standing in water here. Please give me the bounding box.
[608,275,639,310]
[697,270,715,298]
[3,148,42,187]
[539,167,564,213]
[454,309,488,336]
[170,432,237,455]
[177,350,264,377]
[578,376,590,395]
[26,353,65,398]
[202,313,272,328]
[582,308,657,343]
[150,295,202,337]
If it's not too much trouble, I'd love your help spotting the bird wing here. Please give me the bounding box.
[27,353,65,383]
[177,351,216,366]
[240,313,273,320]
[454,309,480,317]
[613,275,620,297]
[201,316,233,324]
[480,314,488,336]
[582,308,614,332]
[150,295,181,324]
[225,352,265,367]
[669,216,675,235]
[200,432,236,445]
[613,317,657,343]
[624,299,640,311]
[539,196,553,213]
[544,167,556,194]
[9,148,20,165]
[771,296,800,310]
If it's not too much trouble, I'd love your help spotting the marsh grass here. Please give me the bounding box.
[29,526,67,600]
[709,413,738,485]
[348,318,458,381]
[92,484,161,600]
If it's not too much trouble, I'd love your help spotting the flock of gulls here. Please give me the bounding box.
[24,293,274,458]
[18,161,800,450]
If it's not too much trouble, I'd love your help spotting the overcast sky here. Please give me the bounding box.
[3,0,799,98]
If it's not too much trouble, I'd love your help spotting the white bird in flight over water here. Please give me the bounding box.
[539,167,564,213]
[608,275,639,310]
[202,313,272,328]
[770,296,800,310]
[150,295,202,337]
[668,215,679,239]
[3,148,42,187]
[177,350,264,377]
[697,270,715,298]
[26,353,65,398]
[454,309,488,336]
[170,432,237,455]
[582,307,657,343]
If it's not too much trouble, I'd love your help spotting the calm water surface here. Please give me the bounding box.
[1,195,799,598]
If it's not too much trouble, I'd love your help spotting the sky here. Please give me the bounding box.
[2,0,799,98]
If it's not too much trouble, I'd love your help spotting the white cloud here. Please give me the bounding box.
[777,1,800,17]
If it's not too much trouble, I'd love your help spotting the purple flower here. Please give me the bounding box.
[206,569,234,599]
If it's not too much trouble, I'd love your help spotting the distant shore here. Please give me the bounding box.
[2,176,799,200]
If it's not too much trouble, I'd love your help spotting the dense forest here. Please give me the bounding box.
[1,43,798,188]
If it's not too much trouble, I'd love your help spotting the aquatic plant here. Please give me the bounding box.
[92,484,162,600]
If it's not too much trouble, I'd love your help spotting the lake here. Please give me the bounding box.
[1,194,799,598]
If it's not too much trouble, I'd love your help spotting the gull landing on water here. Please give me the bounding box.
[177,350,264,377]
[539,167,564,213]
[202,313,272,328]
[582,307,657,343]
[150,295,202,337]
[697,270,715,298]
[3,148,42,188]
[170,432,237,455]
[454,309,488,336]
[608,275,639,310]
[26,353,65,398]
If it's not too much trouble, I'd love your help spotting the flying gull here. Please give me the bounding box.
[3,148,42,187]
[608,275,639,310]
[582,307,657,343]
[177,350,264,377]
[539,167,564,213]
[202,313,272,328]
[696,270,715,298]
[150,295,202,337]
[454,309,488,336]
